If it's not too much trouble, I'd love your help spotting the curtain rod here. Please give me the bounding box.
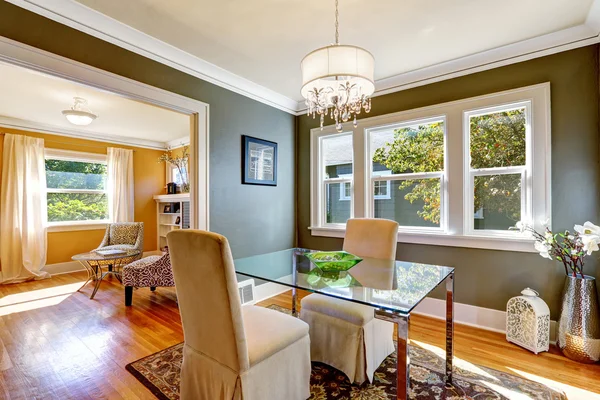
[0,133,138,152]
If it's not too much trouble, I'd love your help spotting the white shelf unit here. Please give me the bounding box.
[154,193,191,250]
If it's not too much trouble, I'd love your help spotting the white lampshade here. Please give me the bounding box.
[301,44,375,98]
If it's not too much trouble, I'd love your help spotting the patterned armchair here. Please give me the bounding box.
[122,250,175,306]
[97,222,144,252]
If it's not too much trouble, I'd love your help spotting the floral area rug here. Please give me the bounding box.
[126,305,566,399]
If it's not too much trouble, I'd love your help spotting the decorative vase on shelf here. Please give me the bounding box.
[557,275,600,363]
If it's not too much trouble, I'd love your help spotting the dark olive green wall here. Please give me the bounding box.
[298,46,600,318]
[0,2,296,258]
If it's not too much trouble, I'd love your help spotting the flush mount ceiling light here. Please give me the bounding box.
[301,0,375,132]
[62,97,98,126]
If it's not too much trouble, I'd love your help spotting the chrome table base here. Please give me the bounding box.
[290,270,455,400]
[375,271,454,399]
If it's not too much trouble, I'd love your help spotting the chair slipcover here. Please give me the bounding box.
[300,218,398,384]
[167,230,311,400]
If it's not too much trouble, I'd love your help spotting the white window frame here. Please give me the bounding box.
[309,83,551,252]
[372,170,391,200]
[45,148,109,232]
[312,132,354,228]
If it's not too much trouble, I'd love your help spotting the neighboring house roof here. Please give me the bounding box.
[324,131,394,166]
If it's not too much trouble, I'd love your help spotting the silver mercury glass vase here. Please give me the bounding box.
[557,275,600,363]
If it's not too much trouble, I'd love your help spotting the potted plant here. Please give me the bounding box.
[158,146,189,193]
[517,221,600,363]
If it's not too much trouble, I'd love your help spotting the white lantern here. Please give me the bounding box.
[506,288,550,354]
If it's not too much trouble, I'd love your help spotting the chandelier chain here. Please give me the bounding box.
[334,0,339,45]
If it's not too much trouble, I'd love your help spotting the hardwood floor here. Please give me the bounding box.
[0,272,599,399]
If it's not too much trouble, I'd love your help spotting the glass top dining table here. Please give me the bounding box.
[234,248,456,400]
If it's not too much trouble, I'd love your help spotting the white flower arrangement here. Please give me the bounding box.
[516,221,600,278]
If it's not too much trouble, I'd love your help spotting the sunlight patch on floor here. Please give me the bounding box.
[507,367,600,400]
[0,281,84,316]
[411,339,499,382]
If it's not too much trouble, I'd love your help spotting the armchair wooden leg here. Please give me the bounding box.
[150,287,156,292]
[125,286,133,306]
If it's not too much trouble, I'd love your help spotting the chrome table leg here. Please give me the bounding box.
[375,309,410,400]
[445,271,454,388]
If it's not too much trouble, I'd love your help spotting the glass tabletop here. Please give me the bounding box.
[72,249,141,261]
[234,248,454,315]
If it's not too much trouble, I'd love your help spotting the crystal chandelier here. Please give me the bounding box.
[301,0,375,132]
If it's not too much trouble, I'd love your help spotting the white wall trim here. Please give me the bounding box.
[5,0,299,115]
[254,282,290,304]
[0,35,210,232]
[166,136,190,149]
[0,116,168,150]
[412,296,558,344]
[6,0,600,116]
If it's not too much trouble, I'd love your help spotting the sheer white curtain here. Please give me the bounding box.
[0,134,50,284]
[107,147,134,222]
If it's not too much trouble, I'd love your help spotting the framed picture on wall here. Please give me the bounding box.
[242,135,277,186]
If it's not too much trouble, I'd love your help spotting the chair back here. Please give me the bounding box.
[343,218,399,260]
[167,230,249,372]
[107,222,143,246]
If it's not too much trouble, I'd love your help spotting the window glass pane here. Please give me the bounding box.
[46,160,107,190]
[473,174,521,230]
[47,193,108,222]
[371,119,444,174]
[374,178,440,227]
[325,182,351,224]
[323,134,353,177]
[470,107,526,169]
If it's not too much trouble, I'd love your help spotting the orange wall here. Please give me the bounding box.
[0,127,166,264]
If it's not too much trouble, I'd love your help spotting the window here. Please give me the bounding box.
[310,84,551,251]
[369,118,445,230]
[321,133,353,225]
[45,149,109,226]
[465,104,529,235]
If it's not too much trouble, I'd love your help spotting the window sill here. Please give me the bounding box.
[47,221,108,233]
[308,226,537,253]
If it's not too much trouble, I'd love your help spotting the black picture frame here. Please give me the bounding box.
[163,204,171,213]
[175,216,181,225]
[242,135,277,186]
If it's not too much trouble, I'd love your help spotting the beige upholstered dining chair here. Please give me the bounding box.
[300,218,398,384]
[167,230,311,400]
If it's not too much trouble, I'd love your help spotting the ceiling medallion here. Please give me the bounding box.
[301,0,375,132]
[62,97,98,126]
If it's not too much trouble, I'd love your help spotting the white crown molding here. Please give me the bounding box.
[166,136,190,149]
[0,116,169,150]
[6,0,299,114]
[7,0,600,116]
[295,21,600,113]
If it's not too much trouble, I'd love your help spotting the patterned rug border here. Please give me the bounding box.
[126,304,567,400]
[126,342,182,400]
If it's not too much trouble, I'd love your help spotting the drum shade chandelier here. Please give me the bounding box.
[301,0,375,132]
[62,97,97,126]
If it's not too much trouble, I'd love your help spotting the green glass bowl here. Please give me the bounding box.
[304,251,362,272]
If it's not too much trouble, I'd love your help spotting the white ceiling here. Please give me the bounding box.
[71,0,594,103]
[0,62,190,148]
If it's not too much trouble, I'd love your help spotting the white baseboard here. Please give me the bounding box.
[413,297,558,344]
[254,282,290,304]
[42,250,162,276]
[254,282,558,343]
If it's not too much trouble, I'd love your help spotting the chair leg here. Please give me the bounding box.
[125,286,133,306]
[150,287,156,292]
